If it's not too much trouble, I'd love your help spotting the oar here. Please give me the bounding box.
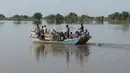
[96,43,101,46]
[95,42,102,46]
[92,38,101,46]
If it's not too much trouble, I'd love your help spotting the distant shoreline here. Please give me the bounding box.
[0,17,37,21]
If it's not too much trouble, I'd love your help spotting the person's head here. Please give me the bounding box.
[81,23,83,26]
[66,25,69,27]
[61,31,63,33]
[85,29,88,32]
[70,32,72,34]
[53,29,55,31]
[44,25,46,27]
[75,31,78,33]
[42,26,44,28]
[37,24,39,27]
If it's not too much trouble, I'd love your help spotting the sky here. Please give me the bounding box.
[0,0,130,17]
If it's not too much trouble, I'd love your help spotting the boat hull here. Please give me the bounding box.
[31,36,91,45]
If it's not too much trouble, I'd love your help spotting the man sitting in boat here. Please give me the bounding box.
[60,31,66,41]
[78,23,84,34]
[74,31,80,38]
[48,29,58,41]
[49,29,55,41]
[49,29,65,41]
[84,29,90,37]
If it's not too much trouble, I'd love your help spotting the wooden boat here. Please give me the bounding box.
[30,31,91,45]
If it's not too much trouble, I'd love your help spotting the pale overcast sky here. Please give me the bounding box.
[0,0,130,17]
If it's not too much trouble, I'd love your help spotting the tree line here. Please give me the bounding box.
[108,11,130,21]
[0,13,43,21]
[0,12,104,24]
[44,12,104,24]
[1,11,130,23]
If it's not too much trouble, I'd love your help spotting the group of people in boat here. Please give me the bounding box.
[34,23,90,41]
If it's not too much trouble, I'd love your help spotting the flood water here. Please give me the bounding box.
[0,21,130,73]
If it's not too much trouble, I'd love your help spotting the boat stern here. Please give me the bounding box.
[75,35,92,45]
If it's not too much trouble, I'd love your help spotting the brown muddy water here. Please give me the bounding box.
[0,21,130,73]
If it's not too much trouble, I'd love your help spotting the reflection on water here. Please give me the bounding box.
[22,21,28,24]
[0,23,4,31]
[13,21,22,24]
[31,43,90,67]
[94,21,104,24]
[33,20,42,25]
[0,21,5,24]
[121,24,130,32]
[108,21,130,24]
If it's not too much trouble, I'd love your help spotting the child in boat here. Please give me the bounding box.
[69,32,73,39]
[60,31,65,41]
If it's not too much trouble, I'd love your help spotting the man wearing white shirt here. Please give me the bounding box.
[43,25,47,34]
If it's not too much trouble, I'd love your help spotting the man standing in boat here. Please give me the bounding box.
[43,25,47,34]
[65,25,70,39]
[40,26,45,40]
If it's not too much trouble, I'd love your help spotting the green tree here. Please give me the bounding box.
[109,11,130,21]
[122,11,129,20]
[44,14,55,23]
[108,12,120,20]
[69,12,78,23]
[113,12,119,20]
[55,13,64,24]
[96,16,104,21]
[108,14,112,20]
[117,13,122,20]
[33,12,43,20]
[22,15,28,18]
[95,16,104,24]
[65,12,78,23]
[46,14,55,20]
[108,14,115,20]
[0,14,5,19]
[12,15,20,21]
[100,16,104,21]
[79,14,89,23]
[64,15,71,23]
[19,15,28,19]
